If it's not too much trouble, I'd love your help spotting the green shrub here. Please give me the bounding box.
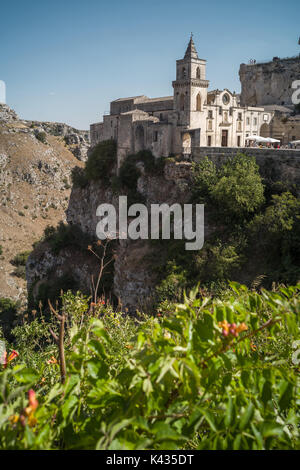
[71,166,88,188]
[118,158,141,190]
[36,274,78,308]
[192,154,264,223]
[12,265,26,280]
[211,155,264,220]
[248,192,300,283]
[11,251,31,267]
[35,131,47,144]
[0,297,20,340]
[42,222,93,254]
[85,140,117,182]
[0,284,299,449]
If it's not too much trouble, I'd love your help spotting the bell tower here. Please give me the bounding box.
[172,35,209,128]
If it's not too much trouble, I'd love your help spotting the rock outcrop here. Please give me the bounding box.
[26,149,300,311]
[27,160,193,311]
[239,56,300,107]
[0,104,84,304]
[25,120,90,161]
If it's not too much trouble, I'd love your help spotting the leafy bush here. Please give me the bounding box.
[116,150,165,205]
[248,192,300,284]
[71,166,88,189]
[0,297,20,340]
[192,154,265,223]
[12,265,26,280]
[85,140,117,182]
[211,155,264,221]
[42,222,93,254]
[11,251,31,267]
[35,132,47,144]
[0,284,299,449]
[35,274,78,309]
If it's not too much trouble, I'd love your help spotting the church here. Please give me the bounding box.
[90,36,274,167]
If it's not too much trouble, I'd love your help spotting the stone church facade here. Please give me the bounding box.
[90,36,274,167]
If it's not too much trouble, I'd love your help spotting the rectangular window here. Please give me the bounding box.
[246,117,250,125]
[207,136,212,146]
[237,136,241,147]
[219,107,222,115]
[208,110,213,119]
[153,131,158,142]
[254,117,257,126]
[238,113,242,120]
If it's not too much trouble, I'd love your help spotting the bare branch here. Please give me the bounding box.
[49,327,59,345]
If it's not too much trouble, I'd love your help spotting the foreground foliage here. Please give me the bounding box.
[0,283,299,450]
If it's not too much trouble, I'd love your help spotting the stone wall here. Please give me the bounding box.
[192,147,300,192]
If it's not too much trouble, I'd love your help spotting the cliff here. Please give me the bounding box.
[26,160,194,311]
[239,56,300,107]
[25,120,90,161]
[26,148,300,312]
[0,104,84,304]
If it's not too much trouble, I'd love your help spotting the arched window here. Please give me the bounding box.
[180,94,185,111]
[196,67,200,79]
[196,93,201,111]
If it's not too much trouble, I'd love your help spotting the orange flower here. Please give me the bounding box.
[18,389,39,428]
[218,320,230,337]
[27,413,37,428]
[9,414,19,425]
[250,342,257,351]
[8,350,18,361]
[28,389,38,411]
[236,323,248,333]
[47,356,57,364]
[3,350,19,368]
[218,321,248,338]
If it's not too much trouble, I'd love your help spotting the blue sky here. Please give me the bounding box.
[1,0,299,129]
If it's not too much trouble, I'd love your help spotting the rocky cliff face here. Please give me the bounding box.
[27,161,193,311]
[26,148,300,311]
[25,120,90,161]
[239,57,300,107]
[0,104,84,304]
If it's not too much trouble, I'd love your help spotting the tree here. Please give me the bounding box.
[211,154,265,221]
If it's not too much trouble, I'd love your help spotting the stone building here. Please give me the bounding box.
[91,36,274,167]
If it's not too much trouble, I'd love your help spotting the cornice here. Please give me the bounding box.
[172,79,209,88]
